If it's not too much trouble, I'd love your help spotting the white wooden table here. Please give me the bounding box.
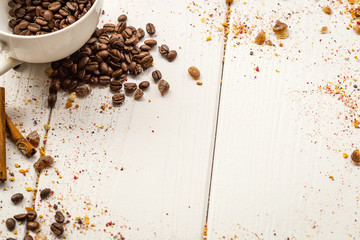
[1,0,360,239]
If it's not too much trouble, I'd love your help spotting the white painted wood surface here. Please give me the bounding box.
[207,0,360,239]
[2,0,360,239]
[33,0,225,239]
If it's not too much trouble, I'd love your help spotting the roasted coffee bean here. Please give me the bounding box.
[75,84,92,97]
[48,93,57,108]
[128,62,136,74]
[103,23,115,33]
[144,39,157,47]
[112,93,125,105]
[136,28,145,39]
[112,69,123,79]
[14,213,27,221]
[134,64,143,75]
[146,23,156,35]
[11,193,24,204]
[117,14,127,22]
[27,210,37,221]
[48,2,61,11]
[140,44,152,51]
[139,81,150,90]
[122,27,133,39]
[124,83,137,93]
[6,238,16,240]
[140,55,153,69]
[125,35,138,46]
[166,50,177,62]
[6,218,16,231]
[24,235,34,240]
[99,62,109,75]
[159,44,170,55]
[99,76,111,85]
[27,221,39,231]
[55,211,65,223]
[40,188,51,199]
[116,21,126,33]
[110,80,122,92]
[85,62,98,71]
[27,23,41,32]
[152,70,162,81]
[158,79,170,95]
[134,89,144,100]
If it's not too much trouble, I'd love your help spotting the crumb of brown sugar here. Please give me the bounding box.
[226,0,233,4]
[65,101,73,109]
[323,6,332,15]
[255,30,266,45]
[68,92,76,102]
[351,150,360,164]
[320,26,328,34]
[265,40,273,46]
[196,80,203,86]
[273,20,289,39]
[353,24,360,34]
[343,153,349,158]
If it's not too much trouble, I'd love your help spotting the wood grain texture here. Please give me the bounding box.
[207,0,360,239]
[34,0,225,239]
[0,57,51,239]
[0,87,6,181]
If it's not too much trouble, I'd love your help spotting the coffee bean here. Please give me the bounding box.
[75,84,92,97]
[134,89,144,100]
[14,213,27,221]
[55,211,65,223]
[103,23,115,33]
[85,62,98,71]
[11,193,24,204]
[99,62,109,75]
[134,64,143,75]
[136,28,145,39]
[188,66,200,79]
[27,211,37,221]
[112,94,125,105]
[27,221,39,231]
[6,218,16,231]
[48,2,61,11]
[152,70,162,81]
[146,23,156,35]
[110,81,122,92]
[40,188,51,199]
[140,44,152,51]
[27,23,41,32]
[117,14,127,22]
[124,83,137,93]
[99,76,111,85]
[116,21,126,33]
[140,55,153,69]
[139,81,150,90]
[24,235,34,240]
[158,79,170,95]
[6,238,16,240]
[159,44,169,55]
[166,50,177,62]
[144,39,157,47]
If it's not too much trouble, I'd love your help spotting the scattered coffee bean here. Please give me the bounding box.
[6,218,16,231]
[55,211,65,223]
[24,235,34,240]
[166,50,177,62]
[158,80,170,95]
[134,89,144,100]
[7,0,95,36]
[159,44,170,55]
[124,83,137,93]
[110,80,122,92]
[27,210,37,221]
[33,155,54,172]
[188,66,201,79]
[27,221,39,231]
[152,70,162,81]
[118,14,127,22]
[51,222,64,236]
[14,213,27,221]
[146,23,156,35]
[75,84,92,97]
[112,94,125,105]
[6,238,16,240]
[139,81,150,90]
[144,39,157,47]
[11,193,24,204]
[40,188,52,199]
[26,131,40,147]
[140,44,152,51]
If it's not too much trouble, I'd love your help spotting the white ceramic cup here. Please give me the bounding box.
[0,0,104,76]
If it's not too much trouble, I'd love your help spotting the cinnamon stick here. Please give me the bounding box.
[5,113,36,158]
[0,88,6,181]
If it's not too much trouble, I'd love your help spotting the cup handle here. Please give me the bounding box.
[0,41,23,76]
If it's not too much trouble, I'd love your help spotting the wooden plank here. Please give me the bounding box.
[34,0,225,239]
[207,0,360,239]
[0,55,51,239]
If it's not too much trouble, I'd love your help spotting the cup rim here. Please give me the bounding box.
[0,0,101,39]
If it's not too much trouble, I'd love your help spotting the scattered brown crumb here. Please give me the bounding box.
[353,24,360,34]
[320,26,328,34]
[323,6,332,15]
[255,30,266,45]
[65,101,72,109]
[273,20,289,39]
[351,150,360,164]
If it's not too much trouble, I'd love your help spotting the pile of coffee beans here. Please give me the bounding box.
[7,0,95,36]
[48,15,175,107]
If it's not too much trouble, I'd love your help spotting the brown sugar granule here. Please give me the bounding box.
[255,30,266,45]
